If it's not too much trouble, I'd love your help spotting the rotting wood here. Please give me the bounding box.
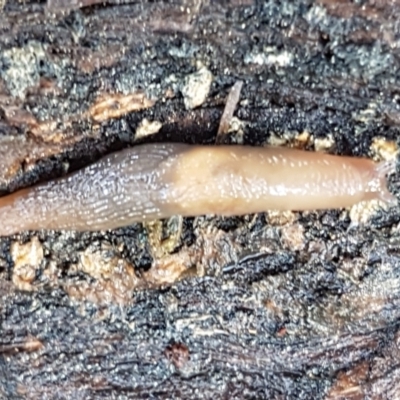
[1,0,400,398]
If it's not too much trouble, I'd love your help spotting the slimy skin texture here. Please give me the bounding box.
[0,143,396,236]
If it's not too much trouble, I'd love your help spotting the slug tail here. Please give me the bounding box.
[0,204,19,236]
[374,159,397,206]
[0,188,36,236]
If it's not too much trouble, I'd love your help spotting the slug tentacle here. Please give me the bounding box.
[373,159,398,206]
[0,144,396,236]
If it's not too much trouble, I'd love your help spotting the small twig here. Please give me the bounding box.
[216,80,243,144]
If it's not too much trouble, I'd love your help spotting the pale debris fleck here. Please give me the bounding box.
[1,41,47,99]
[314,134,335,152]
[90,92,156,122]
[280,223,305,251]
[11,237,44,291]
[227,117,245,144]
[135,118,163,140]
[181,66,213,110]
[268,131,311,149]
[293,131,311,149]
[244,48,293,67]
[66,248,140,306]
[370,137,398,161]
[349,200,385,225]
[266,210,297,226]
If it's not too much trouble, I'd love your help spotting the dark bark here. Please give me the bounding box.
[1,0,400,398]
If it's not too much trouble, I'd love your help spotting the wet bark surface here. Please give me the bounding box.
[1,0,400,398]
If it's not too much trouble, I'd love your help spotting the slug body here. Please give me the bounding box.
[0,143,396,235]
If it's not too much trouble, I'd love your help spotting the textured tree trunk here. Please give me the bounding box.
[1,0,400,398]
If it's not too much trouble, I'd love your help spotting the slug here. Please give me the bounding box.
[0,143,396,236]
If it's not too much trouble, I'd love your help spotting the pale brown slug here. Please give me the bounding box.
[0,143,396,236]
